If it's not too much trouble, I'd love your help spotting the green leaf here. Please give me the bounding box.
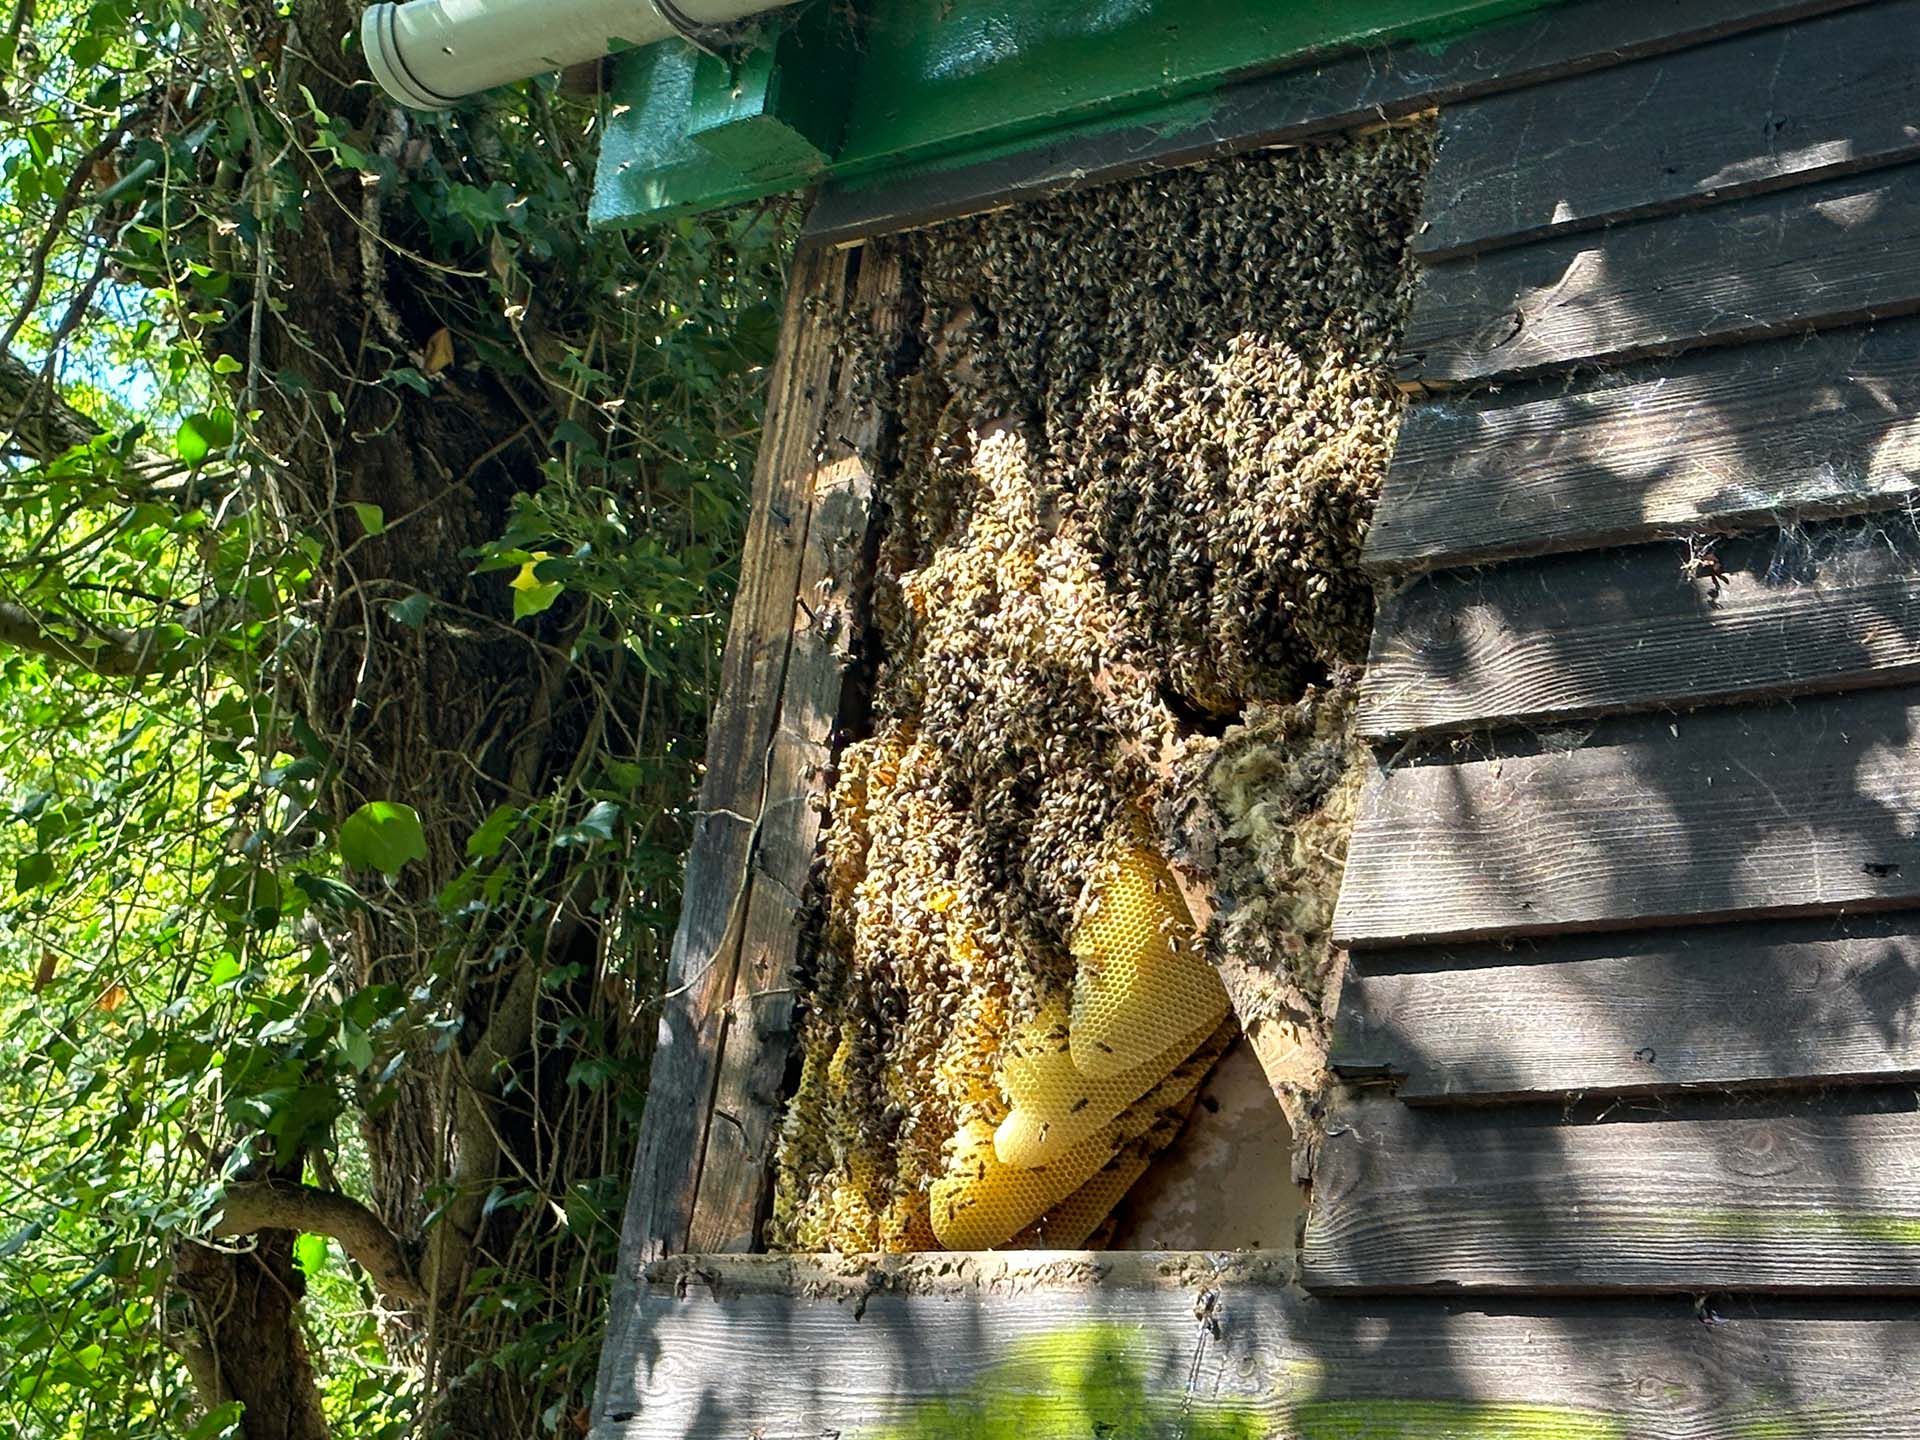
[185,1402,246,1440]
[338,1021,374,1073]
[551,418,600,452]
[13,852,53,891]
[555,800,621,847]
[509,555,564,621]
[293,1232,329,1277]
[465,804,520,860]
[603,759,649,789]
[565,1055,619,1089]
[210,864,282,929]
[387,592,430,628]
[351,502,386,536]
[0,1220,45,1259]
[293,872,368,914]
[175,410,234,464]
[252,1082,345,1151]
[338,801,427,875]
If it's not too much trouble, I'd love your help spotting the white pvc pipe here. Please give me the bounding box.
[363,0,794,110]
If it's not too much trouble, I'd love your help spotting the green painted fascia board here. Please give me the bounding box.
[830,0,1557,178]
[591,0,1569,226]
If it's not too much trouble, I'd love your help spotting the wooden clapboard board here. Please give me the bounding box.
[1318,0,1920,1329]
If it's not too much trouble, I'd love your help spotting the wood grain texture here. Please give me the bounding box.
[1365,317,1920,574]
[1360,513,1920,738]
[1333,683,1920,947]
[804,0,1868,248]
[1402,161,1920,386]
[1305,1093,1920,1293]
[1331,913,1920,1100]
[590,247,854,1425]
[595,1251,1920,1439]
[1418,0,1920,259]
[684,249,907,1254]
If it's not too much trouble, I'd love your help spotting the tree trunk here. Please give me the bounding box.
[168,1,606,1430]
[174,1237,331,1440]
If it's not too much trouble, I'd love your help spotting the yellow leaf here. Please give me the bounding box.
[97,982,128,1013]
[510,552,564,621]
[509,552,553,592]
[423,327,454,376]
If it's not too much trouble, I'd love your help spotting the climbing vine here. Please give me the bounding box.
[0,2,793,1436]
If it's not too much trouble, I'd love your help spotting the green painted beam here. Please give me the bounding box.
[591,0,1565,226]
[831,0,1554,177]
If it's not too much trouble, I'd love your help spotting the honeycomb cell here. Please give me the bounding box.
[930,1118,1113,1251]
[1011,1023,1226,1248]
[1069,845,1230,1079]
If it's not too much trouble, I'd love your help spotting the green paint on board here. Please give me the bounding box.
[1669,1208,1920,1246]
[866,1322,1264,1440]
[1293,1400,1627,1440]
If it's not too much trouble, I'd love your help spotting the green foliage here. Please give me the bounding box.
[0,0,795,1435]
[338,802,427,876]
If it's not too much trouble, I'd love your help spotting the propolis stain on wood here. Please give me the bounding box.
[769,125,1431,1254]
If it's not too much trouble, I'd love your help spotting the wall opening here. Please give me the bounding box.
[769,123,1432,1255]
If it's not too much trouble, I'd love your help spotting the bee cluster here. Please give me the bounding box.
[768,125,1430,1254]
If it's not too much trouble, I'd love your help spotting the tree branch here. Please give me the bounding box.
[0,597,168,676]
[0,348,197,499]
[0,347,100,459]
[0,592,250,677]
[213,1181,426,1306]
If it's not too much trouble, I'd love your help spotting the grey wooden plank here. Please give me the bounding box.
[1333,684,1920,947]
[590,247,856,1425]
[595,1251,1920,1439]
[1418,0,1920,260]
[1401,161,1920,386]
[1305,1093,1920,1293]
[1330,914,1920,1100]
[1360,514,1920,739]
[1365,318,1920,574]
[804,0,1868,248]
[685,248,907,1255]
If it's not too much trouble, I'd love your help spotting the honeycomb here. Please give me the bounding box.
[1068,845,1230,1079]
[768,125,1431,1254]
[1012,1153,1150,1250]
[931,1021,1230,1250]
[994,998,1215,1166]
[1009,1021,1226,1247]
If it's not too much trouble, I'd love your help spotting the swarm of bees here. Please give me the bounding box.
[768,124,1431,1255]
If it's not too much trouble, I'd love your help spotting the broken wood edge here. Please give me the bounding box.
[641,1247,1300,1300]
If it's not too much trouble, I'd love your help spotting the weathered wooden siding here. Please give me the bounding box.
[1324,0,1920,1332]
[600,1254,1920,1440]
